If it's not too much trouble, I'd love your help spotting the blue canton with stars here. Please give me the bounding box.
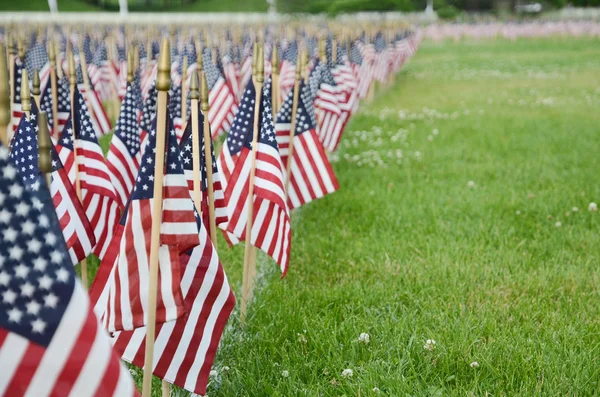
[140,84,158,133]
[9,112,41,192]
[114,83,142,157]
[60,88,102,146]
[202,48,222,90]
[276,80,316,136]
[0,143,75,347]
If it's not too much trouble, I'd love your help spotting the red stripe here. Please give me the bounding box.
[4,340,46,396]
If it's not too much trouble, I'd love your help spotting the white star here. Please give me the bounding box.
[4,165,17,179]
[10,246,24,261]
[50,250,63,264]
[32,198,44,211]
[56,268,69,282]
[8,308,23,323]
[2,289,17,304]
[31,319,47,334]
[142,184,148,191]
[39,215,49,227]
[15,202,29,216]
[9,183,23,198]
[45,233,57,245]
[4,227,17,242]
[33,257,48,271]
[39,274,53,289]
[26,300,41,315]
[0,270,10,286]
[21,282,35,297]
[27,239,42,254]
[44,292,59,307]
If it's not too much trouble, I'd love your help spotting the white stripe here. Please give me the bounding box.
[0,332,29,395]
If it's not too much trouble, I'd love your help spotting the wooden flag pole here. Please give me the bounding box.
[32,69,41,110]
[21,69,31,120]
[189,69,203,216]
[68,52,88,289]
[8,36,15,135]
[284,59,301,200]
[37,111,52,187]
[240,44,264,324]
[0,43,9,145]
[200,71,218,247]
[271,44,279,118]
[48,43,59,135]
[181,54,188,126]
[142,37,171,397]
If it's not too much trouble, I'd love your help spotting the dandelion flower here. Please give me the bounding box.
[470,361,479,368]
[589,202,598,212]
[281,370,290,378]
[358,333,370,344]
[341,369,354,378]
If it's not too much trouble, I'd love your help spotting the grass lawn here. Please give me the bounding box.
[95,38,600,395]
[195,38,600,396]
[0,0,267,12]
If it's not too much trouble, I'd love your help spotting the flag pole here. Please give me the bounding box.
[189,68,203,216]
[141,37,171,397]
[37,111,52,187]
[240,43,264,324]
[68,52,88,289]
[32,69,41,109]
[181,54,188,129]
[48,43,59,135]
[8,36,15,136]
[0,43,9,145]
[284,55,301,200]
[200,70,218,247]
[21,69,31,121]
[271,44,279,117]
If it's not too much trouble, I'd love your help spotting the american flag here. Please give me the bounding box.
[279,40,298,102]
[311,61,344,152]
[329,49,359,152]
[0,143,139,397]
[55,88,121,260]
[179,105,229,233]
[106,82,142,209]
[169,80,188,141]
[222,43,241,101]
[219,78,291,274]
[203,48,238,138]
[139,83,157,151]
[91,113,201,333]
[276,81,339,209]
[111,217,235,396]
[39,74,71,138]
[10,104,96,266]
[77,62,112,137]
[24,42,51,93]
[11,57,24,133]
[238,50,253,101]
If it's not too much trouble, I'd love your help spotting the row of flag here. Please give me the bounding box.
[0,24,419,396]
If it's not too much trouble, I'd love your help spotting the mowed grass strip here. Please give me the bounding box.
[98,38,600,396]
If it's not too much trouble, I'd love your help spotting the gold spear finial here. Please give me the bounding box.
[32,69,41,97]
[189,69,199,100]
[38,111,52,174]
[127,50,134,83]
[0,43,10,141]
[21,69,31,113]
[68,51,76,87]
[156,37,171,92]
[200,71,209,112]
[7,34,15,56]
[255,44,264,84]
[48,41,56,66]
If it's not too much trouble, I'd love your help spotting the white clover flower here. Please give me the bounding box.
[423,339,437,351]
[209,369,218,377]
[572,207,579,212]
[589,202,598,212]
[427,135,433,142]
[222,366,230,372]
[341,369,354,378]
[414,151,421,160]
[373,387,381,393]
[297,333,307,344]
[470,361,479,368]
[515,210,521,215]
[555,221,562,228]
[565,211,571,217]
[467,180,476,189]
[281,370,290,378]
[432,128,439,136]
[358,333,370,344]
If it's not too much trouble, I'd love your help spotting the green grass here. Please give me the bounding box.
[199,38,600,396]
[96,38,600,395]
